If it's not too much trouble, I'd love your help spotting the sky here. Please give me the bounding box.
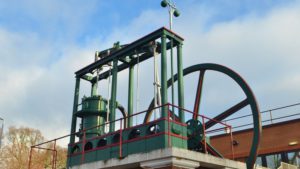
[0,0,300,142]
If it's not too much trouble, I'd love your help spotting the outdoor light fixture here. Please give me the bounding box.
[161,0,168,7]
[225,127,231,134]
[288,141,299,146]
[232,140,239,146]
[160,0,180,30]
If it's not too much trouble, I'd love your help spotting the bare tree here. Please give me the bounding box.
[0,126,67,169]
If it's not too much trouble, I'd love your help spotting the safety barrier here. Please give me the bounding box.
[28,103,233,169]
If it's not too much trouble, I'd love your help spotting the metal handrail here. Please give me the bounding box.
[232,112,300,130]
[28,103,233,169]
[224,102,300,123]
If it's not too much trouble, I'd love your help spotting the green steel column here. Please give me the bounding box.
[109,59,118,132]
[161,34,168,118]
[127,65,134,127]
[70,78,80,144]
[91,82,97,96]
[170,39,175,116]
[177,43,185,123]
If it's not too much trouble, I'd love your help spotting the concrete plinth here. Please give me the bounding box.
[69,147,246,169]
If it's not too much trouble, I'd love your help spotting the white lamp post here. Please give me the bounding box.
[160,0,180,30]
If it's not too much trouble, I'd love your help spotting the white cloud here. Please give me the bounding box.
[175,2,300,109]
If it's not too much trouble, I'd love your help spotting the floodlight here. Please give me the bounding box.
[174,9,180,17]
[161,0,168,7]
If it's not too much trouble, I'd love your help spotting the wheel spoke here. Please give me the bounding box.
[205,98,249,129]
[193,70,205,119]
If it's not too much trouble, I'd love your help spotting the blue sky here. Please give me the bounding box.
[0,0,300,141]
[1,1,294,44]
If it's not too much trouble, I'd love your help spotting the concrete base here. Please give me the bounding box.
[69,147,246,169]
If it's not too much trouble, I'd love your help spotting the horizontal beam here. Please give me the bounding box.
[91,52,153,83]
[90,41,176,83]
[75,27,184,78]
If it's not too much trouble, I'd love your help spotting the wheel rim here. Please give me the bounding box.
[143,63,262,169]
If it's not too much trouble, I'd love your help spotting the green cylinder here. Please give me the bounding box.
[79,96,107,138]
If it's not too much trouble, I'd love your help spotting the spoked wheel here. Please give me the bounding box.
[143,63,262,169]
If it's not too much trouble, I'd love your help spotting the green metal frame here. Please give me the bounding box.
[67,27,261,169]
[68,27,185,135]
[68,27,186,167]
